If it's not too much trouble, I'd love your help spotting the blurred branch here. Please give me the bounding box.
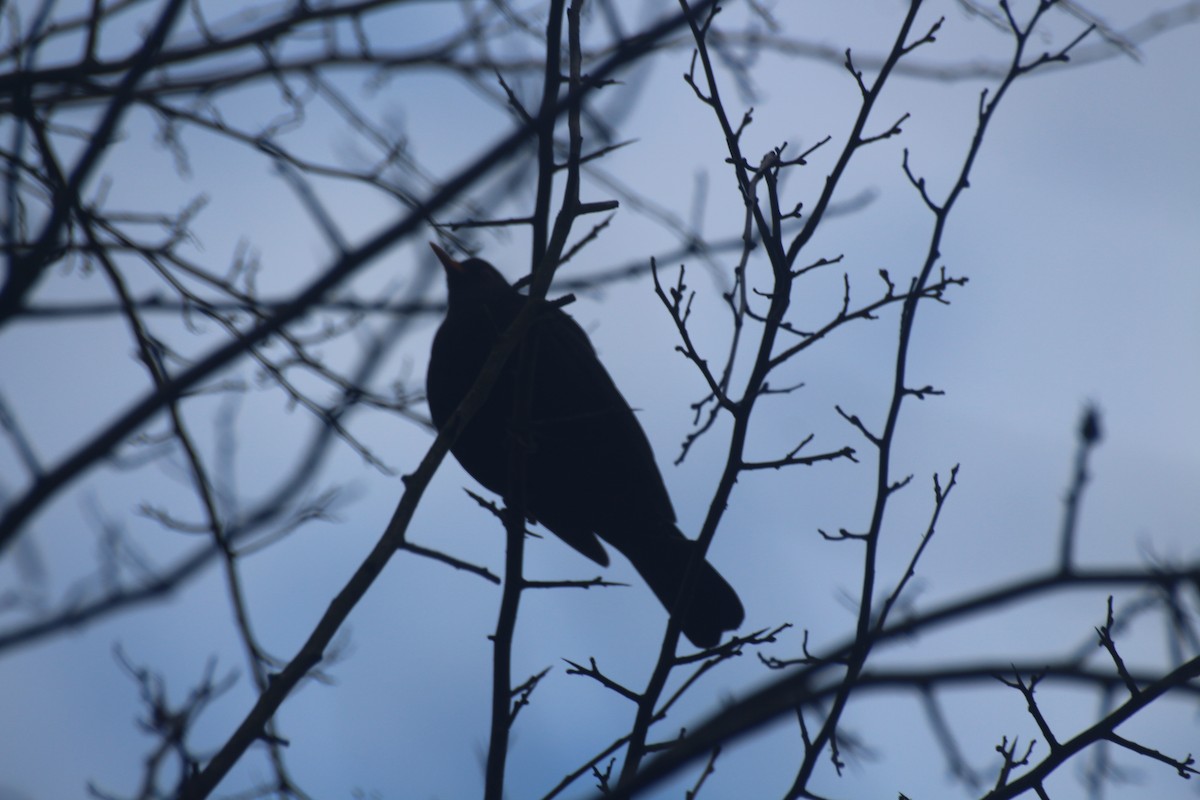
[0,0,716,554]
[601,559,1200,799]
[1059,405,1102,573]
[0,0,187,325]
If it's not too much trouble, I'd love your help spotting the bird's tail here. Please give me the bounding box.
[616,527,744,648]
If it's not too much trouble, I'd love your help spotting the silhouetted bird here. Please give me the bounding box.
[426,243,744,648]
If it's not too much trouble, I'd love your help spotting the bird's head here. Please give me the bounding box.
[430,242,513,306]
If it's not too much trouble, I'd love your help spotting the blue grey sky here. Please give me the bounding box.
[1,2,1197,799]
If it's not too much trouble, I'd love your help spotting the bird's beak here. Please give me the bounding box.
[429,242,463,273]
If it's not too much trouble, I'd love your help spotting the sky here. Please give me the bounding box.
[0,1,1198,799]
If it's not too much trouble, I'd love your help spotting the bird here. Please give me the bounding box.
[425,242,744,648]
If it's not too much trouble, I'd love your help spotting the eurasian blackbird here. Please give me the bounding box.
[426,243,744,648]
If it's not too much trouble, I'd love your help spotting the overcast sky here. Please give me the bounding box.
[1,2,1198,799]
